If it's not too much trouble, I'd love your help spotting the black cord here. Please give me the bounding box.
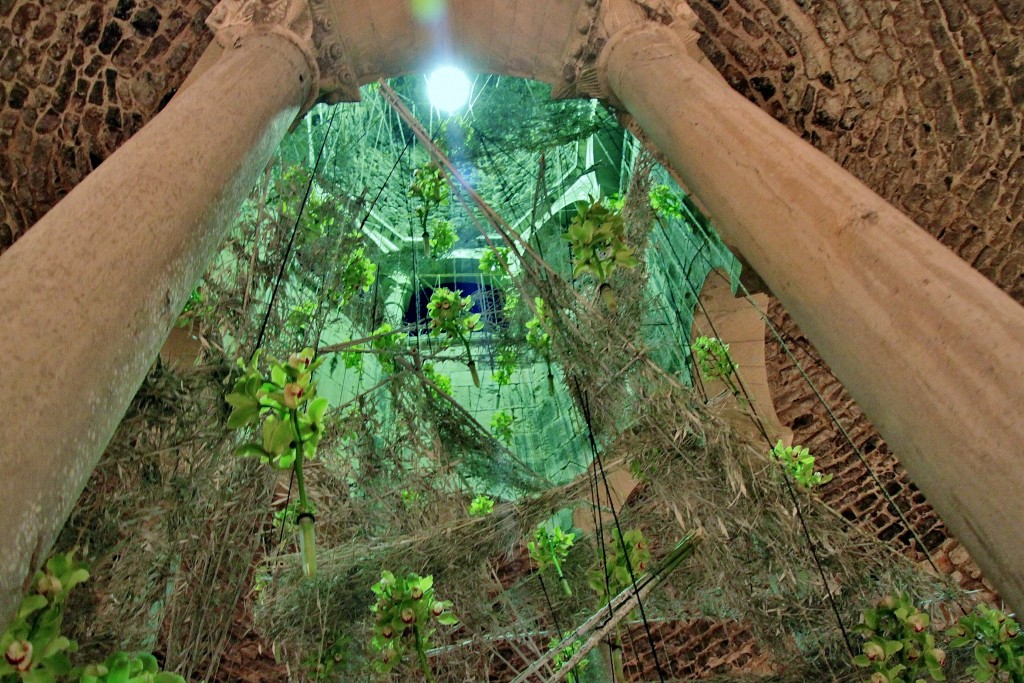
[654,212,858,656]
[251,107,339,358]
[573,377,669,683]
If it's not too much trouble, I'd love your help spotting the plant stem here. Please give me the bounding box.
[458,334,479,387]
[290,409,310,513]
[544,532,573,597]
[290,408,316,578]
[415,625,435,683]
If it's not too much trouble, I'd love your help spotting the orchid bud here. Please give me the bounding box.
[906,613,929,632]
[863,642,885,661]
[283,383,304,409]
[5,640,33,672]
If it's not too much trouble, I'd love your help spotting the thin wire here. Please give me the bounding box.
[573,377,669,682]
[251,107,339,358]
[654,213,858,655]
[703,266,965,611]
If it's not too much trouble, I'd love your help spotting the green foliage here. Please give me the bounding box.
[853,593,946,683]
[409,164,449,210]
[649,184,684,219]
[369,571,458,681]
[771,441,832,488]
[467,495,495,518]
[525,298,551,357]
[479,247,513,280]
[410,163,450,257]
[401,489,421,510]
[427,220,457,257]
[602,193,625,213]
[277,166,336,239]
[341,347,363,371]
[336,239,377,305]
[74,653,183,683]
[587,528,651,603]
[224,349,328,471]
[947,605,1024,682]
[225,348,328,577]
[175,285,213,328]
[0,553,183,683]
[370,323,404,373]
[528,525,574,596]
[426,288,483,385]
[502,289,520,318]
[421,363,452,398]
[691,336,737,382]
[528,526,574,573]
[547,632,588,683]
[305,634,352,682]
[286,300,318,336]
[492,345,518,386]
[564,199,638,285]
[426,288,482,340]
[490,411,515,445]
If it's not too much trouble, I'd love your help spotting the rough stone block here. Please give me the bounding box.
[98,21,123,55]
[131,7,161,37]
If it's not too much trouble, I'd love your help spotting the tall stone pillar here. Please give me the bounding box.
[597,19,1024,611]
[0,0,319,626]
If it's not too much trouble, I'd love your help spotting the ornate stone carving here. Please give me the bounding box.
[554,0,703,103]
[206,0,360,112]
[307,0,359,103]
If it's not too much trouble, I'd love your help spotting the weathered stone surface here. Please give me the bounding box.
[0,0,214,251]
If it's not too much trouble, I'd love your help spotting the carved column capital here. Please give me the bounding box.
[554,0,704,105]
[207,0,360,114]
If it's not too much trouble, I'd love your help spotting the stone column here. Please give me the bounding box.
[0,1,316,626]
[600,22,1024,612]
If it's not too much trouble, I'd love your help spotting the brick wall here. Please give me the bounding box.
[0,0,215,250]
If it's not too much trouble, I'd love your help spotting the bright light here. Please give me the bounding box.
[426,66,471,113]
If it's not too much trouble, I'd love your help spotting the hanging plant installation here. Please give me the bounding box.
[36,76,985,683]
[224,348,329,578]
[564,198,639,311]
[409,163,451,258]
[426,287,484,387]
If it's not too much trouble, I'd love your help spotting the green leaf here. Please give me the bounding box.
[226,403,260,430]
[436,613,459,625]
[21,670,57,683]
[262,415,294,456]
[234,443,269,459]
[18,593,48,618]
[153,673,187,683]
[64,567,90,591]
[307,397,328,431]
[39,635,72,658]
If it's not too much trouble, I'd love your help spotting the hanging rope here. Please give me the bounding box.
[251,106,339,358]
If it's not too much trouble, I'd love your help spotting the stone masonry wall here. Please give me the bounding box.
[0,0,216,251]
